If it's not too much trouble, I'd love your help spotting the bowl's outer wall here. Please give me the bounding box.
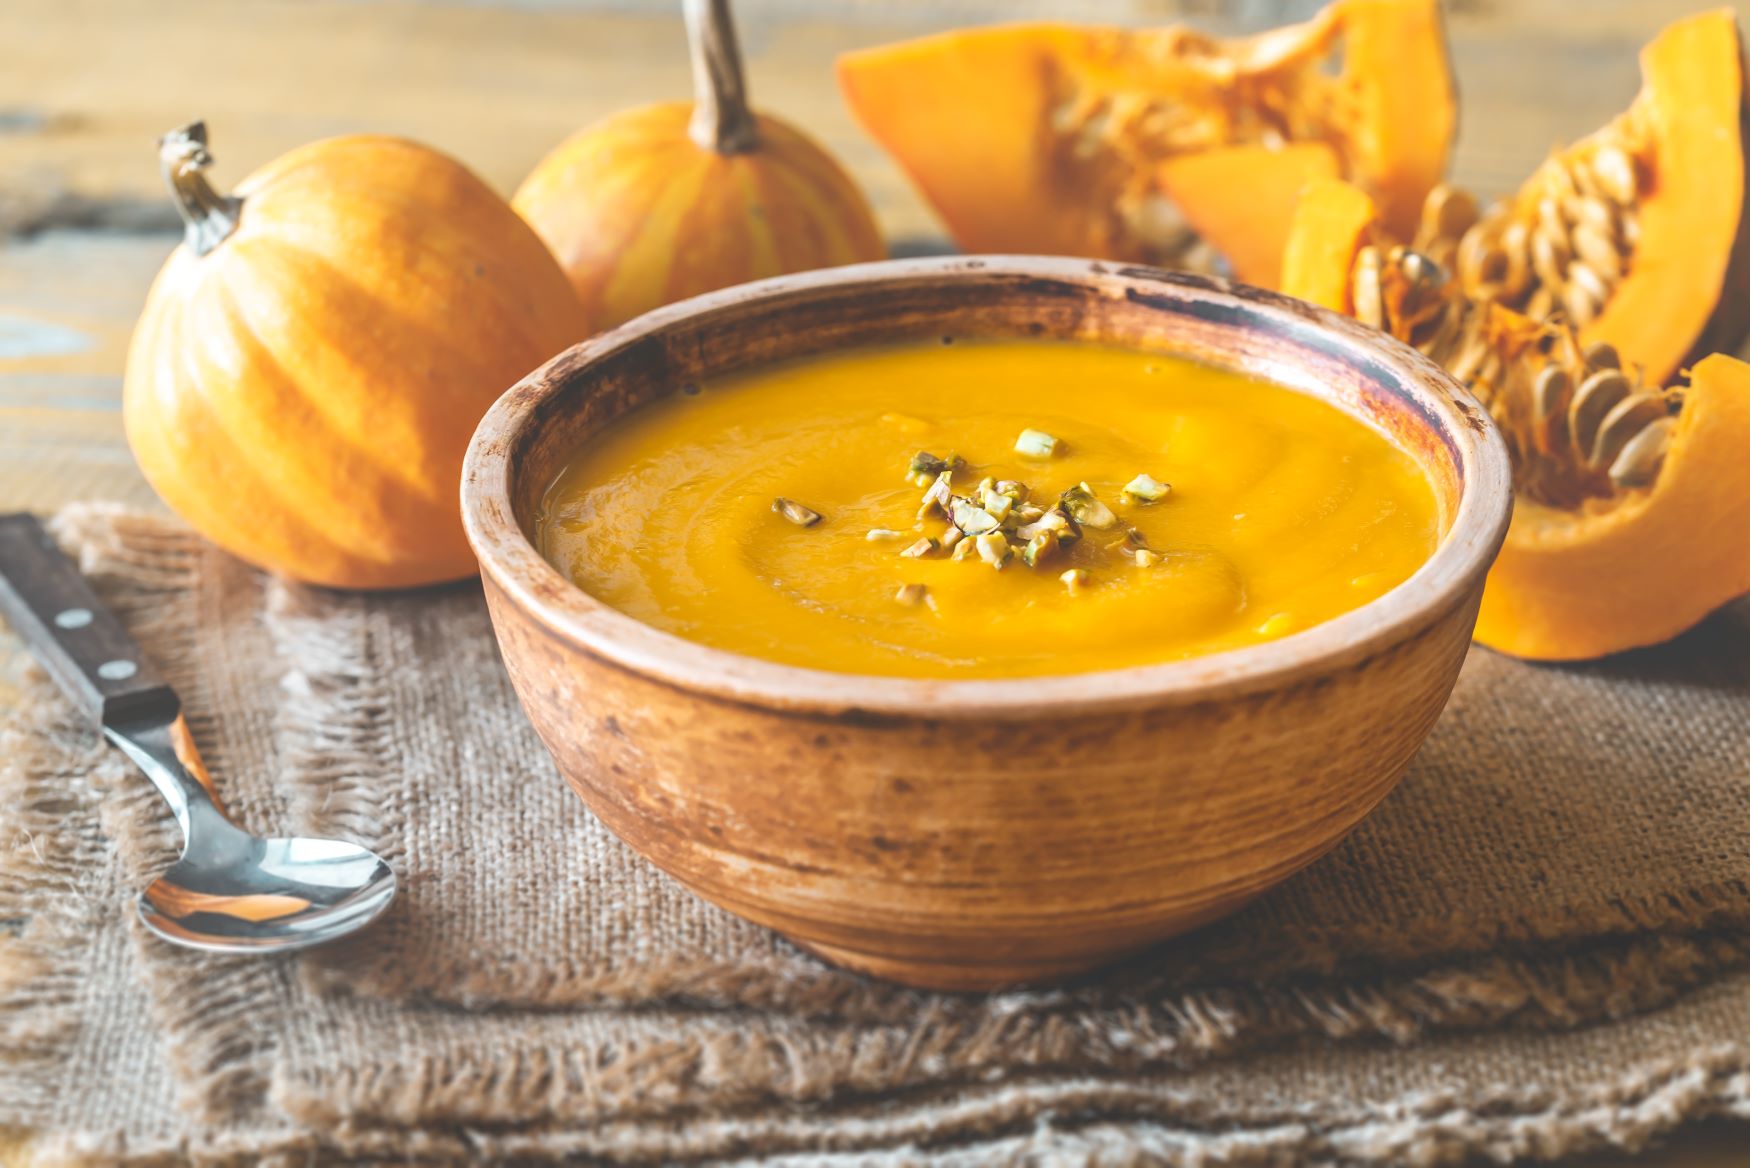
[465,258,1510,990]
[484,576,1481,989]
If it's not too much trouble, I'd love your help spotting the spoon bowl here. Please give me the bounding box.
[139,834,397,952]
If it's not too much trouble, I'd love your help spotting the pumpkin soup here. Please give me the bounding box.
[536,341,1439,678]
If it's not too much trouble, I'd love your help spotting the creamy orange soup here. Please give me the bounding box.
[537,341,1440,678]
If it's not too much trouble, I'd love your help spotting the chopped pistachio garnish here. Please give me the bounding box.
[1013,503,1046,525]
[1013,428,1059,459]
[949,537,976,560]
[894,582,930,607]
[949,497,1002,537]
[917,470,955,520]
[1122,473,1172,504]
[866,528,907,542]
[1131,548,1162,568]
[907,451,962,488]
[974,531,1011,570]
[1060,568,1090,594]
[1060,482,1117,529]
[1015,507,1081,545]
[1122,527,1150,550]
[940,527,963,551]
[994,479,1026,499]
[979,484,1016,522]
[1021,530,1059,568]
[899,536,939,558]
[773,497,822,527]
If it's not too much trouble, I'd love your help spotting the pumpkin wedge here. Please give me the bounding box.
[836,0,1453,286]
[1474,353,1750,659]
[1336,9,1750,388]
[1281,190,1750,660]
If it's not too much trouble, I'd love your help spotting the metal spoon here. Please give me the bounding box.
[0,514,395,952]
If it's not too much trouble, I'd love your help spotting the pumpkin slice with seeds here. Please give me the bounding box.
[1320,9,1750,388]
[1283,211,1750,660]
[836,0,1453,286]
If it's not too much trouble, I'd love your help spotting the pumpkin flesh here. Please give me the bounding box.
[836,0,1453,285]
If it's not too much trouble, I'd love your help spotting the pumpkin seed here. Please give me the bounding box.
[1607,414,1674,488]
[1581,341,1620,370]
[1561,280,1601,326]
[1592,145,1639,206]
[1060,568,1090,594]
[1532,364,1572,453]
[1499,221,1532,300]
[1567,369,1631,456]
[1530,229,1570,289]
[1570,221,1622,281]
[1567,259,1612,305]
[1420,184,1480,245]
[1589,391,1670,470]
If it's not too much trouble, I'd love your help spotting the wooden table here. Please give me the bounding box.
[2,1,1746,1161]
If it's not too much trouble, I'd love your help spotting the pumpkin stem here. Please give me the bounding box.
[159,121,242,257]
[685,0,759,155]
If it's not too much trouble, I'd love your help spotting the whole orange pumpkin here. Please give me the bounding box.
[124,123,584,590]
[512,0,884,333]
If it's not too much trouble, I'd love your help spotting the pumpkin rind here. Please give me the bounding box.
[835,0,1453,283]
[124,133,585,590]
[1473,354,1750,659]
[1579,9,1750,386]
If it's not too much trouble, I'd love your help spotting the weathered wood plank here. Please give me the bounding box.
[3,0,1743,240]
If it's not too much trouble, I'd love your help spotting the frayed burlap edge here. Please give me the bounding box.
[263,931,1750,1133]
[27,1040,1750,1165]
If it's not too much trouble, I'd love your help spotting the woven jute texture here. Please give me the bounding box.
[2,504,1748,1165]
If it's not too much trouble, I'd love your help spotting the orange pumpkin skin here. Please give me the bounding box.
[1473,354,1750,660]
[513,104,885,333]
[836,0,1452,284]
[124,134,585,590]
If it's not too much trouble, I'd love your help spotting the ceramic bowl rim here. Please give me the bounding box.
[461,256,1513,719]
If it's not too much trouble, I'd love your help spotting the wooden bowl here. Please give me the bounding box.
[461,257,1513,991]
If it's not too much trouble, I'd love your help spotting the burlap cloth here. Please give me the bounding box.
[2,504,1748,1165]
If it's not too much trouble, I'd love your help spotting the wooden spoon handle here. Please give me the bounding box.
[0,513,178,727]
